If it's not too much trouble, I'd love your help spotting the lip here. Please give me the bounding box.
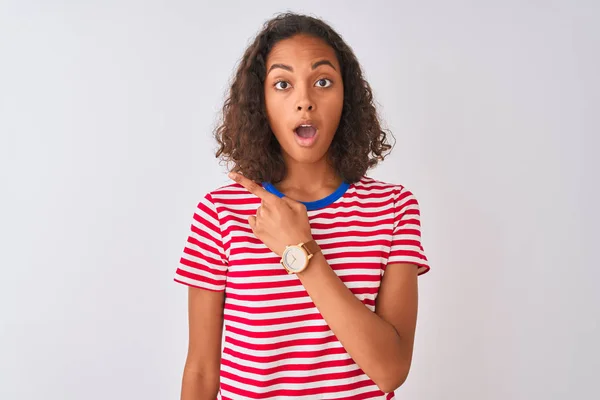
[293,119,318,131]
[293,121,319,148]
[294,129,318,147]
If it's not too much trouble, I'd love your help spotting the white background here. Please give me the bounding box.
[1,1,598,399]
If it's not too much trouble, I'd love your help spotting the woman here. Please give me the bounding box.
[175,12,431,400]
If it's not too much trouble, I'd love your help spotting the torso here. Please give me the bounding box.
[212,176,402,399]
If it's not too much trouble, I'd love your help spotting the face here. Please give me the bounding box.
[263,34,344,165]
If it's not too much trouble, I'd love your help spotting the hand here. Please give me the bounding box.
[229,172,313,256]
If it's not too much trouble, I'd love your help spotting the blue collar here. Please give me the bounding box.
[262,181,350,210]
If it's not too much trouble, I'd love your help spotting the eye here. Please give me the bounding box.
[274,81,291,90]
[315,78,332,88]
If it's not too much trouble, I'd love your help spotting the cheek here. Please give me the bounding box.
[324,83,343,106]
[264,92,286,126]
[264,101,292,146]
[322,90,344,124]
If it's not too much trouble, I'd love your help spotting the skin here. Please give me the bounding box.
[182,34,419,398]
[181,288,223,400]
[263,34,345,200]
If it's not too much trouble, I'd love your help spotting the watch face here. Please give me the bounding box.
[283,246,308,272]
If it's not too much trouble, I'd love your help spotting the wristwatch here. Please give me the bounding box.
[281,240,321,274]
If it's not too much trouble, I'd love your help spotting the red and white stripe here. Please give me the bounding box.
[175,176,429,399]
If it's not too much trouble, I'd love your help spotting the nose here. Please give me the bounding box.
[295,87,315,112]
[297,104,313,111]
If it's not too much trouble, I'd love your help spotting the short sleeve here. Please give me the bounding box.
[174,193,228,291]
[387,187,430,275]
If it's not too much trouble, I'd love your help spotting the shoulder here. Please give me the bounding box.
[355,176,421,212]
[197,182,258,209]
[354,176,413,197]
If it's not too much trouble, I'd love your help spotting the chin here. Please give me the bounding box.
[287,149,328,165]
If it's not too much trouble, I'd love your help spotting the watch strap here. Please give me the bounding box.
[301,239,320,256]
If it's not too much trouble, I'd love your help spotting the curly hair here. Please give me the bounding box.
[215,12,394,184]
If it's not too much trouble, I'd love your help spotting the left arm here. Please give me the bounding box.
[228,172,421,393]
[297,255,418,393]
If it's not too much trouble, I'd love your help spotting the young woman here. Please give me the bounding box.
[174,12,430,400]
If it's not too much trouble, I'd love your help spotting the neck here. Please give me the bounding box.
[276,155,343,196]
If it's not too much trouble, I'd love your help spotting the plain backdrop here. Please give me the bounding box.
[1,1,598,399]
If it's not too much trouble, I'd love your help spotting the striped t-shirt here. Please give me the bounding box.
[175,176,430,399]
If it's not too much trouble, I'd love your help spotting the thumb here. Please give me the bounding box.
[248,215,257,231]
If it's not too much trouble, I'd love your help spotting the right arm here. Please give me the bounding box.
[180,286,225,400]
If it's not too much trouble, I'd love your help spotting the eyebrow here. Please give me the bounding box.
[312,60,336,71]
[267,59,337,74]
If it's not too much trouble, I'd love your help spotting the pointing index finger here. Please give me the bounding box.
[229,172,278,202]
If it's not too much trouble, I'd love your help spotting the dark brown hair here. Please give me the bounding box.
[214,12,394,184]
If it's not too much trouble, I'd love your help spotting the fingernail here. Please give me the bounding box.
[228,172,236,180]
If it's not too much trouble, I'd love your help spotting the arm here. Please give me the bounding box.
[297,257,419,393]
[227,172,423,393]
[180,286,225,400]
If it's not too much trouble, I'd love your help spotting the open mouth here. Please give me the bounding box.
[295,124,318,139]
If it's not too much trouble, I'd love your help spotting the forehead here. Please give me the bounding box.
[266,34,339,68]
